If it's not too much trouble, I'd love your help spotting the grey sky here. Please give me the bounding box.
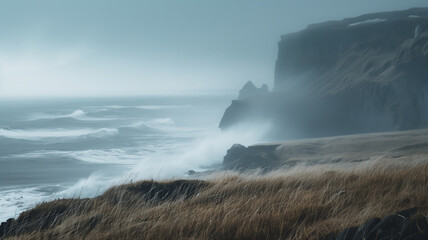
[1,0,427,97]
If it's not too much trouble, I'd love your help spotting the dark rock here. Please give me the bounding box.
[415,217,428,236]
[403,233,427,240]
[398,207,419,219]
[324,232,337,240]
[0,200,74,239]
[226,144,248,156]
[367,215,405,239]
[352,217,381,240]
[336,226,358,240]
[335,208,428,240]
[0,218,15,238]
[223,144,281,171]
[398,218,428,239]
[223,144,248,169]
[400,218,413,239]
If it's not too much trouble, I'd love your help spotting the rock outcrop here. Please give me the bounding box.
[222,128,428,172]
[223,143,280,171]
[329,207,428,240]
[220,8,428,139]
[238,81,269,100]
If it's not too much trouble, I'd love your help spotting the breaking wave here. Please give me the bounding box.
[30,109,85,120]
[0,187,53,222]
[8,148,148,164]
[68,109,86,118]
[0,128,118,140]
[29,110,114,121]
[127,118,176,131]
[104,105,191,110]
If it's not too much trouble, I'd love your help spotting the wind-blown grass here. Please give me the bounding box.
[3,160,428,240]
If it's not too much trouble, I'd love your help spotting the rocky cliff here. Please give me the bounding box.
[222,128,428,171]
[220,8,428,139]
[238,81,269,100]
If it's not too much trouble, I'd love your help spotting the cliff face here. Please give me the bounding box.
[220,8,428,139]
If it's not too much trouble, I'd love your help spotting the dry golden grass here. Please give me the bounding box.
[3,160,428,240]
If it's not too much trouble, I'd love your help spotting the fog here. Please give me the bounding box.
[1,0,427,97]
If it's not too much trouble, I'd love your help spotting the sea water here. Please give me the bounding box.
[0,95,270,222]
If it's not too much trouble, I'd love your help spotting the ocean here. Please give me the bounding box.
[0,95,268,222]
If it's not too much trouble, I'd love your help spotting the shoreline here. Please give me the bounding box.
[2,128,428,239]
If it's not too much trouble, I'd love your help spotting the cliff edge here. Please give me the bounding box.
[220,8,428,139]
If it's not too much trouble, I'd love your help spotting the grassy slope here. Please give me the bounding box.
[3,160,428,240]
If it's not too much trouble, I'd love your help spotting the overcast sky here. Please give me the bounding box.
[1,0,427,97]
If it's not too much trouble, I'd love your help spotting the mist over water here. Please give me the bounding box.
[0,95,270,221]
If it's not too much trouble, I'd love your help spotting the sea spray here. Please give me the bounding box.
[52,123,270,202]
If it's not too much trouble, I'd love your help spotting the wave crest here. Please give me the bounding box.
[127,118,175,131]
[7,148,145,164]
[29,110,113,121]
[104,105,191,110]
[68,110,86,118]
[0,128,118,140]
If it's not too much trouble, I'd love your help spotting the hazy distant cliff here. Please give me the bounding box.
[220,8,428,139]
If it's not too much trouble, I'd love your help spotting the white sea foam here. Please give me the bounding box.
[30,109,85,120]
[348,18,387,27]
[69,109,86,117]
[0,95,238,222]
[0,128,118,140]
[0,187,50,221]
[0,122,269,222]
[29,109,115,121]
[124,118,204,136]
[53,174,122,199]
[126,122,271,180]
[8,148,149,164]
[126,118,182,132]
[24,123,269,200]
[104,105,191,110]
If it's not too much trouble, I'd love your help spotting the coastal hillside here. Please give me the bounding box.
[2,129,428,239]
[220,8,428,139]
[1,161,427,239]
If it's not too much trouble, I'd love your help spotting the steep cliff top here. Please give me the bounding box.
[282,7,428,39]
[221,7,428,135]
[275,7,428,94]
